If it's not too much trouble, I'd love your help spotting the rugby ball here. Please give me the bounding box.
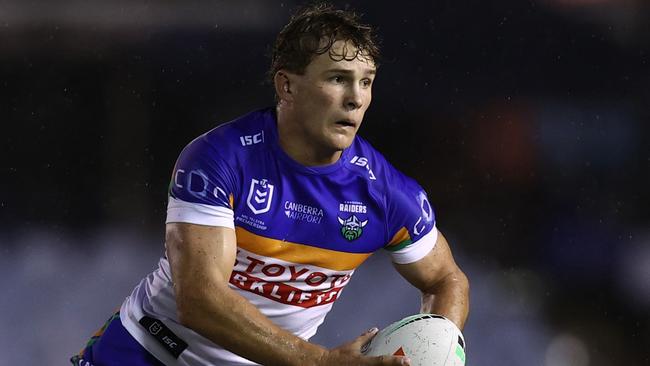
[362,314,466,366]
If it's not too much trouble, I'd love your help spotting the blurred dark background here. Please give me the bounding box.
[1,1,648,365]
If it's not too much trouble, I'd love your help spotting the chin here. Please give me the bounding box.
[328,135,355,151]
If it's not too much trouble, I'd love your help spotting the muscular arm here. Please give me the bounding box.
[393,230,469,330]
[166,222,408,366]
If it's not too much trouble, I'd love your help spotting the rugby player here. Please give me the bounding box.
[72,3,469,366]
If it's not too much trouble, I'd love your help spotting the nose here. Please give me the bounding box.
[344,84,363,111]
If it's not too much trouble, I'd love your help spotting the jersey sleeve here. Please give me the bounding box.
[166,135,239,228]
[384,176,438,264]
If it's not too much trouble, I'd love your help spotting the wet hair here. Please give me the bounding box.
[268,2,381,81]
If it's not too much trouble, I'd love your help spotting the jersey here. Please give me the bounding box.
[120,107,438,365]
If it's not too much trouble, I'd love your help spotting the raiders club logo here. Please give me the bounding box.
[337,215,368,241]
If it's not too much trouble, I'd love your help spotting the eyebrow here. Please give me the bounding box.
[324,68,377,76]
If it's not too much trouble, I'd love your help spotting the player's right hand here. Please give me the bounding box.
[319,327,411,365]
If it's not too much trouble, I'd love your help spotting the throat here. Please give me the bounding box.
[277,123,343,167]
[280,136,343,167]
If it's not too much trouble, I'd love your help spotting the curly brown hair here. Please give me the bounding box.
[268,2,381,81]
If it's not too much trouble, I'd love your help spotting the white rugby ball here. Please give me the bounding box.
[362,314,466,366]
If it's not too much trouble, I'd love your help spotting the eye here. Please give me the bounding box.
[330,75,346,84]
[361,78,373,88]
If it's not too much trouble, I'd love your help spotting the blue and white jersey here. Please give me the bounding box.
[121,108,438,365]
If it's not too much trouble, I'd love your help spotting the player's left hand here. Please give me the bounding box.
[325,328,411,365]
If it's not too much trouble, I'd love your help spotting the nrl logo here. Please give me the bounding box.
[337,215,368,241]
[246,178,274,215]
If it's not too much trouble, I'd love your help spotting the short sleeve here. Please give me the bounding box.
[166,135,238,228]
[384,176,437,264]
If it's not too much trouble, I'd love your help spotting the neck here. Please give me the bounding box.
[276,108,343,167]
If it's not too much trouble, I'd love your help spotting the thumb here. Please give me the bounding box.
[351,327,379,349]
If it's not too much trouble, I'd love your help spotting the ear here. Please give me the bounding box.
[274,71,294,103]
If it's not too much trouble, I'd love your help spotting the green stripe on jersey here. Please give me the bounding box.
[385,239,412,252]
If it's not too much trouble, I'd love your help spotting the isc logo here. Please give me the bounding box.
[350,155,376,180]
[240,132,264,146]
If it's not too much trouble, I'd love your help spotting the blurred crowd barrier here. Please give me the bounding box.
[5,226,645,366]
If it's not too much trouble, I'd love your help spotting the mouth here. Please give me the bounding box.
[335,119,357,128]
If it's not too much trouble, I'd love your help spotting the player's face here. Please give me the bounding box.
[290,40,376,153]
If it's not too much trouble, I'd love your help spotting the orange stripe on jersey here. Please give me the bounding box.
[387,227,410,246]
[229,193,234,209]
[235,227,371,271]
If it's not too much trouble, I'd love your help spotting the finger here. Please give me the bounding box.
[397,356,411,366]
[351,327,379,348]
[373,355,411,366]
